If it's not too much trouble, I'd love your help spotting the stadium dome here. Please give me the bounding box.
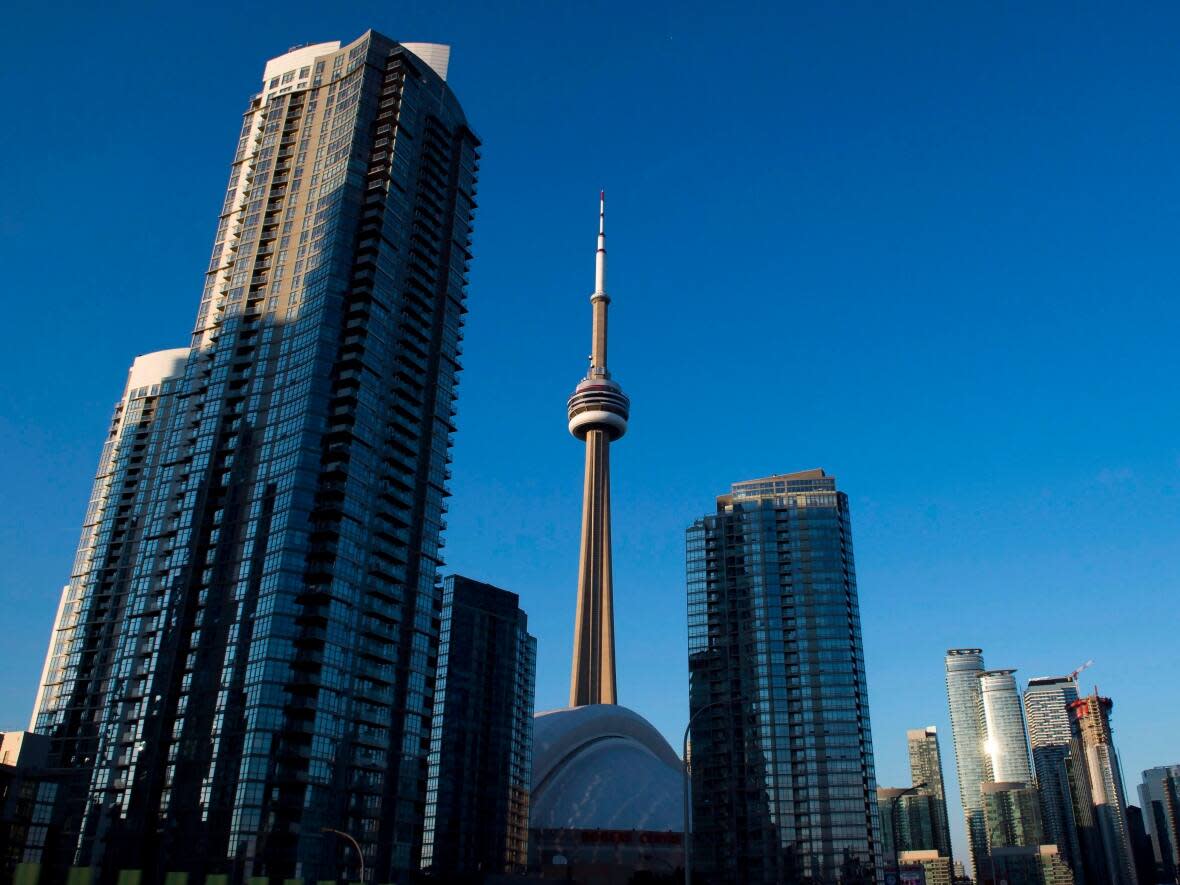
[530,704,683,831]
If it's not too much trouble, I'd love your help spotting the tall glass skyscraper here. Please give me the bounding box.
[979,669,1033,784]
[1025,675,1084,879]
[908,727,954,861]
[29,32,478,882]
[421,576,536,876]
[687,469,881,884]
[945,648,989,878]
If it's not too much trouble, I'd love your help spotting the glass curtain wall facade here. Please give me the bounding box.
[421,576,536,876]
[687,469,881,885]
[1025,676,1084,879]
[982,782,1046,850]
[945,649,989,878]
[979,670,1033,784]
[878,789,944,864]
[30,32,478,883]
[907,727,953,861]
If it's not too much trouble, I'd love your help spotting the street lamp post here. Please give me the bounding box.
[322,826,365,884]
[682,700,726,885]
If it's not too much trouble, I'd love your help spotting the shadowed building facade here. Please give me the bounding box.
[29,32,478,882]
[1069,694,1139,885]
[421,576,536,876]
[1025,675,1085,880]
[687,470,882,884]
[1139,765,1180,883]
[908,726,954,862]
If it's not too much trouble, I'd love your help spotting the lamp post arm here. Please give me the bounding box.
[322,827,365,884]
[682,699,726,884]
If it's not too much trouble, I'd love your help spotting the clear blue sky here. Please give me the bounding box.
[2,0,1178,866]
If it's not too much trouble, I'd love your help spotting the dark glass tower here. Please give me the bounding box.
[30,32,478,883]
[1138,765,1180,884]
[421,576,536,876]
[907,727,954,861]
[686,469,881,884]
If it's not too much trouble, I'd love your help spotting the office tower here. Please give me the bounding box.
[421,576,536,876]
[879,787,945,863]
[1025,675,1084,878]
[687,469,881,884]
[982,782,1046,850]
[567,193,629,707]
[1139,765,1180,883]
[979,670,1034,783]
[1070,694,1139,885]
[909,726,954,861]
[946,648,990,877]
[527,203,682,880]
[29,32,478,882]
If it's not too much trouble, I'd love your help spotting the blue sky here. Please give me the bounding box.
[2,0,1178,866]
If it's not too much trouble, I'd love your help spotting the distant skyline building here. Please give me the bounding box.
[1070,693,1139,885]
[421,576,536,876]
[687,469,881,883]
[1126,804,1162,885]
[945,648,990,878]
[982,781,1046,850]
[1025,674,1084,878]
[1138,765,1180,883]
[898,849,954,885]
[28,32,478,882]
[908,726,954,861]
[566,192,629,707]
[879,787,946,865]
[981,845,1077,885]
[979,669,1034,784]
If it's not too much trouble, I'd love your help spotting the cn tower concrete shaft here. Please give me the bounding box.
[571,429,617,705]
[566,193,630,707]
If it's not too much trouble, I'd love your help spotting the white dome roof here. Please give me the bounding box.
[530,704,684,832]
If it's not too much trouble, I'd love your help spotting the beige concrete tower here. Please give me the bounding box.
[566,193,630,707]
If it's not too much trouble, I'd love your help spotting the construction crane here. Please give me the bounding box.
[1069,660,1094,682]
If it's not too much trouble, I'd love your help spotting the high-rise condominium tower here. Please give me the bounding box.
[1070,694,1139,885]
[30,32,478,882]
[687,470,881,884]
[566,194,629,707]
[422,576,536,876]
[1025,675,1084,878]
[945,648,990,877]
[908,727,954,861]
[979,669,1034,783]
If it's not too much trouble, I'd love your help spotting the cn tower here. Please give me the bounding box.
[567,192,630,707]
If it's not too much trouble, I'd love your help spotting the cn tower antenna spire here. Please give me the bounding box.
[567,191,630,707]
